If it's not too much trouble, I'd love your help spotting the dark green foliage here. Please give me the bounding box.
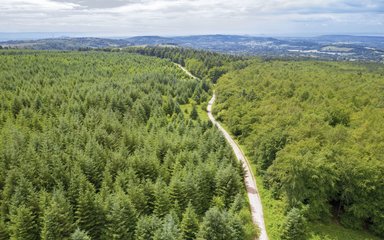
[197,207,231,240]
[0,219,9,240]
[181,203,199,240]
[0,51,255,240]
[134,215,162,240]
[326,107,350,127]
[75,183,105,240]
[190,105,199,120]
[105,193,137,240]
[214,166,242,206]
[153,214,181,240]
[280,208,308,240]
[9,205,39,240]
[70,229,91,240]
[255,129,287,172]
[125,46,242,80]
[215,59,384,237]
[41,190,74,240]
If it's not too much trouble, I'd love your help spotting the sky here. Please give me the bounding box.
[0,0,384,37]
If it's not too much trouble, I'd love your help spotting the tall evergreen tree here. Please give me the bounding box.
[153,180,171,218]
[9,205,39,240]
[70,229,91,240]
[134,215,162,240]
[0,218,9,240]
[105,193,137,240]
[280,208,308,240]
[75,184,105,240]
[153,214,180,240]
[190,105,199,120]
[41,190,74,240]
[197,207,232,240]
[181,203,199,240]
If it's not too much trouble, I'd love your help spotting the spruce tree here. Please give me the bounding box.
[105,193,137,240]
[134,215,161,240]
[197,207,232,240]
[280,208,308,240]
[153,214,180,240]
[190,105,198,120]
[153,180,171,218]
[41,190,74,240]
[180,203,199,240]
[75,184,105,240]
[70,228,91,240]
[0,218,9,240]
[9,205,39,240]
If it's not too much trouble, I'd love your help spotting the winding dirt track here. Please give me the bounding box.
[175,63,268,240]
[207,94,268,240]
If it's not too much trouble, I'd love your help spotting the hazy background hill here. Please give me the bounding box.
[1,34,383,62]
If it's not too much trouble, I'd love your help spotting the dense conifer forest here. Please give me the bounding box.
[0,51,256,240]
[214,60,384,239]
[1,47,383,240]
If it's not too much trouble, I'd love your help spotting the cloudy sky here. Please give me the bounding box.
[1,0,384,36]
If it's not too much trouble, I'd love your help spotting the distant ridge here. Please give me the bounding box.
[1,34,383,62]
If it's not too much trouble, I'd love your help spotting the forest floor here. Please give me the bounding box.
[207,94,268,240]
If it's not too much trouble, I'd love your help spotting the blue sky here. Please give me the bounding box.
[0,0,383,36]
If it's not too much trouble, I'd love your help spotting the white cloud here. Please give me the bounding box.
[0,0,79,11]
[0,0,383,35]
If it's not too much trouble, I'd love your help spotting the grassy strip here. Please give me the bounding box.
[180,102,209,122]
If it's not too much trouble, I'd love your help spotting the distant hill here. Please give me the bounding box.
[1,34,383,62]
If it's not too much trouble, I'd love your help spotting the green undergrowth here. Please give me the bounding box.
[180,102,209,122]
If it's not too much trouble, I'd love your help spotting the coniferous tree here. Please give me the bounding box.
[280,208,308,240]
[105,193,137,240]
[70,229,91,240]
[0,218,9,240]
[197,207,232,240]
[9,205,39,240]
[41,190,74,240]
[190,105,199,120]
[153,214,180,240]
[181,203,199,240]
[153,180,171,218]
[134,215,162,240]
[75,184,105,240]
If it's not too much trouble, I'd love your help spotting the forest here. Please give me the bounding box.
[0,50,257,240]
[213,59,384,239]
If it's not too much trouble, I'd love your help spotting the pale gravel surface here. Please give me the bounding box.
[207,94,268,240]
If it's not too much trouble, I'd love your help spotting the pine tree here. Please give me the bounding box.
[75,184,105,240]
[169,175,187,213]
[70,228,91,240]
[153,180,171,218]
[0,218,9,240]
[197,207,232,240]
[9,205,39,240]
[280,208,308,240]
[41,190,74,240]
[215,166,242,206]
[153,214,180,240]
[134,215,161,240]
[180,203,199,240]
[190,105,199,120]
[105,193,137,240]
